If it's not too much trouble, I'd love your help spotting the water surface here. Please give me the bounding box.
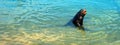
[0,0,120,45]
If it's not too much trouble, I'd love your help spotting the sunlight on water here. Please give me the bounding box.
[0,27,120,45]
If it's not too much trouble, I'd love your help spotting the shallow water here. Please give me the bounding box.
[0,0,120,45]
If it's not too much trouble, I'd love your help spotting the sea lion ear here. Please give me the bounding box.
[80,9,84,12]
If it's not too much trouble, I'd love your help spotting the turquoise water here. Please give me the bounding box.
[0,0,120,45]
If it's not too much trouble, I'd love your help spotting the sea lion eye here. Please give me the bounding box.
[84,10,86,12]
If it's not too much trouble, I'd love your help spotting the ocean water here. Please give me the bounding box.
[0,0,120,45]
